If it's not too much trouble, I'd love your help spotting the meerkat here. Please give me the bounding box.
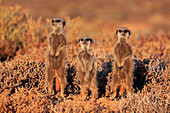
[77,36,98,100]
[110,27,133,99]
[46,17,67,97]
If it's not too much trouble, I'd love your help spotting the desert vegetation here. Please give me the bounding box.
[0,3,169,113]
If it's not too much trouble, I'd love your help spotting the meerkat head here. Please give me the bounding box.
[116,27,131,40]
[79,35,93,50]
[51,17,66,31]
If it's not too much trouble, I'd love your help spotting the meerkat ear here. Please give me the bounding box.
[63,21,66,26]
[116,30,118,35]
[129,30,131,35]
[90,38,93,43]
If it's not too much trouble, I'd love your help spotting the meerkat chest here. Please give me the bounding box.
[49,34,64,49]
[80,51,91,62]
[83,52,91,61]
[117,43,129,57]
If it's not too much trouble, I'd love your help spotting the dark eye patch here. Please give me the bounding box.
[80,39,84,41]
[80,38,90,42]
[118,30,129,33]
[86,39,90,41]
[118,30,122,33]
[56,20,61,22]
[52,20,54,23]
[124,30,128,33]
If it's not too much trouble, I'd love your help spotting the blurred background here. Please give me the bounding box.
[2,0,170,32]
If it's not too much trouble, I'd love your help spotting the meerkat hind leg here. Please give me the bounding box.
[89,69,98,99]
[119,84,126,96]
[110,73,120,100]
[47,65,55,94]
[125,79,132,98]
[109,86,118,100]
[56,66,66,97]
[82,82,88,100]
[110,83,119,99]
[90,78,98,99]
[79,68,88,100]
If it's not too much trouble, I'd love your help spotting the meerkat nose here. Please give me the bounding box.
[82,41,87,44]
[121,32,125,35]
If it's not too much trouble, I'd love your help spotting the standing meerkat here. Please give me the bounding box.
[110,27,133,99]
[46,17,67,97]
[77,36,98,100]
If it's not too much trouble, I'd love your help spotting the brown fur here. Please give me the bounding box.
[77,36,98,100]
[46,18,67,97]
[110,27,133,99]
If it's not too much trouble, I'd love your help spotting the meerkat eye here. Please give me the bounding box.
[56,20,61,22]
[118,30,122,33]
[80,39,84,41]
[86,39,90,41]
[124,30,128,33]
[52,20,54,23]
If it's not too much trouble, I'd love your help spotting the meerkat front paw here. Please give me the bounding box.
[55,51,60,57]
[55,56,58,59]
[118,66,123,70]
[109,92,117,100]
[51,55,54,58]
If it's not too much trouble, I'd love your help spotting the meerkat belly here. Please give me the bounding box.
[118,58,132,79]
[124,58,132,73]
[53,50,65,69]
[118,69,126,79]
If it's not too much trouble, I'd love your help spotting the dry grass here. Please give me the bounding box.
[0,5,170,112]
